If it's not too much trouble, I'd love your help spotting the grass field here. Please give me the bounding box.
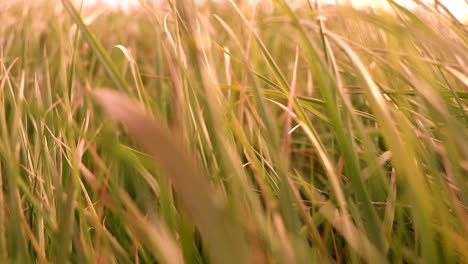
[0,0,467,263]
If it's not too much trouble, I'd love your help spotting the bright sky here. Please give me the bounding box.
[439,0,468,21]
[84,0,468,22]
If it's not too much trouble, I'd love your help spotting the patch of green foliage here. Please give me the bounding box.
[0,0,466,263]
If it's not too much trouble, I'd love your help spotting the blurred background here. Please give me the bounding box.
[81,0,468,22]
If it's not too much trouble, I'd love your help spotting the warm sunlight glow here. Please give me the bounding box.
[81,0,468,22]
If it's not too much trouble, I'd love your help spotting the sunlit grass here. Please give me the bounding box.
[0,0,466,263]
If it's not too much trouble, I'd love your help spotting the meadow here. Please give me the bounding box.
[0,0,467,263]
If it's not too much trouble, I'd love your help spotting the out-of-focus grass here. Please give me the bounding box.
[0,0,466,263]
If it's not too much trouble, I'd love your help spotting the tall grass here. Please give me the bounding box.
[0,0,466,262]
